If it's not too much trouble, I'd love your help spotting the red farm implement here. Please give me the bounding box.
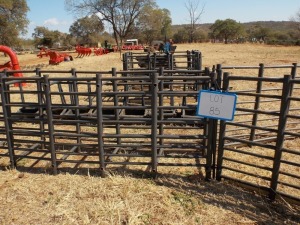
[122,45,144,51]
[75,45,92,57]
[93,47,109,56]
[0,45,24,86]
[37,47,49,58]
[48,51,73,65]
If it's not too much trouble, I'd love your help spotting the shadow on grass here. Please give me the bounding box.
[4,163,300,225]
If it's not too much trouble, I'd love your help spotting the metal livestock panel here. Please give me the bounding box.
[0,69,213,179]
[217,73,300,202]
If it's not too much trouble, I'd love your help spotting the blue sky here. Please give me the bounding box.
[25,0,300,38]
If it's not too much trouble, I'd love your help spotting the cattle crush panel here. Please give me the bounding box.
[0,52,299,204]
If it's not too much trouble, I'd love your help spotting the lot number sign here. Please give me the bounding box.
[196,90,237,121]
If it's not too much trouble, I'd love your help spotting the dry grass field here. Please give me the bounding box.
[0,43,300,225]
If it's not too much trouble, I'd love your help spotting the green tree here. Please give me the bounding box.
[210,19,244,44]
[247,24,272,42]
[32,26,69,48]
[0,0,29,46]
[135,5,172,44]
[173,27,189,43]
[69,15,104,46]
[65,0,155,50]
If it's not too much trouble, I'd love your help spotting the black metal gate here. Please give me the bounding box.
[216,64,300,202]
[0,63,299,203]
[0,68,215,179]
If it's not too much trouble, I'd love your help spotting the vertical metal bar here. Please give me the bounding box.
[158,68,164,148]
[129,52,133,69]
[57,78,67,106]
[205,71,218,180]
[87,80,92,107]
[71,69,81,151]
[216,72,230,181]
[147,53,152,70]
[151,72,158,176]
[212,120,218,179]
[35,68,41,76]
[182,77,187,107]
[170,53,174,70]
[216,66,222,89]
[201,68,211,157]
[169,69,174,107]
[291,63,297,79]
[198,51,202,70]
[269,75,291,200]
[250,63,264,143]
[96,73,106,177]
[211,71,219,179]
[216,64,222,81]
[289,63,297,97]
[19,82,25,103]
[205,118,213,181]
[0,76,15,169]
[205,67,211,89]
[187,50,191,69]
[122,52,128,71]
[37,76,46,149]
[43,75,58,175]
[123,70,129,106]
[112,68,121,145]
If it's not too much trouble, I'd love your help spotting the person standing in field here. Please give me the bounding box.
[164,39,174,54]
[164,40,171,54]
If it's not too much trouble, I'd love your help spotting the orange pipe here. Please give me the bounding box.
[0,45,24,86]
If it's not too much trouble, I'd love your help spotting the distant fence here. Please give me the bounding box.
[0,62,299,203]
[122,51,202,70]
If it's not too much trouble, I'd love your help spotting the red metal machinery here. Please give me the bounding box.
[37,47,49,58]
[75,45,92,57]
[0,45,24,86]
[93,47,110,56]
[48,51,73,65]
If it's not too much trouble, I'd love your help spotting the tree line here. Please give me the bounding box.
[1,0,300,50]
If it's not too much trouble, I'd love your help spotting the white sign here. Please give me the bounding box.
[196,90,237,121]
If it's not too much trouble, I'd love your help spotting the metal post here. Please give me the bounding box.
[198,51,202,70]
[250,63,264,143]
[0,75,15,169]
[151,72,158,176]
[158,68,164,148]
[210,71,219,179]
[205,117,214,181]
[96,73,106,177]
[269,75,291,200]
[187,50,191,69]
[129,52,133,69]
[35,68,41,76]
[147,53,152,70]
[112,68,121,145]
[291,63,297,79]
[289,63,297,97]
[216,72,230,181]
[216,64,222,82]
[71,69,81,151]
[43,75,58,175]
[171,53,175,70]
[122,52,128,71]
[37,76,46,149]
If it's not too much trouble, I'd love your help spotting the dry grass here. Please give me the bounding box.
[0,43,300,224]
[0,170,299,225]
